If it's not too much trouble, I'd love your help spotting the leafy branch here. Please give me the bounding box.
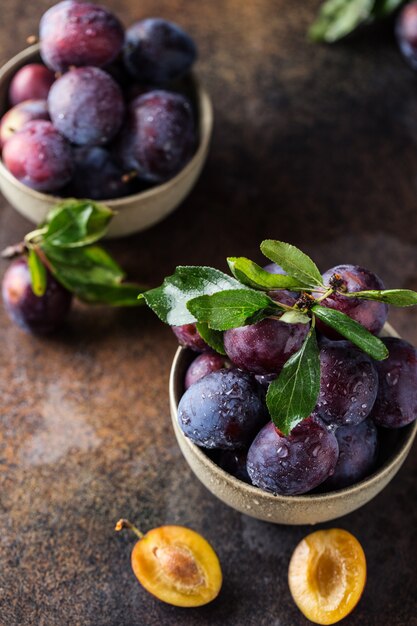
[2,199,146,306]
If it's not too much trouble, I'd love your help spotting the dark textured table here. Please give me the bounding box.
[1,1,417,625]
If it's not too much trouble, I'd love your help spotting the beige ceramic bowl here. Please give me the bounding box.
[0,45,213,238]
[169,322,417,525]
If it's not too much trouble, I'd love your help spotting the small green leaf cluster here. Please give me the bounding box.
[142,239,417,434]
[309,0,405,43]
[21,200,145,306]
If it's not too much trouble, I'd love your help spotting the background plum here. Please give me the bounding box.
[48,67,124,146]
[8,63,54,106]
[115,90,196,183]
[124,18,197,83]
[0,99,49,148]
[2,120,73,192]
[40,0,124,72]
[2,257,72,334]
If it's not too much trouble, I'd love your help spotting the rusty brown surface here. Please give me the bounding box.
[1,1,417,625]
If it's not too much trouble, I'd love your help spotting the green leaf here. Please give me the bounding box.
[42,244,144,306]
[312,305,389,360]
[43,244,126,285]
[279,310,311,325]
[42,200,114,248]
[60,282,144,306]
[187,289,278,331]
[308,0,374,43]
[139,266,245,326]
[260,240,324,288]
[266,328,319,435]
[345,289,417,307]
[196,323,226,355]
[28,249,47,296]
[227,257,304,290]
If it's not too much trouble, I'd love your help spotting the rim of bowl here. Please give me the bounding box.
[169,321,417,505]
[0,44,213,208]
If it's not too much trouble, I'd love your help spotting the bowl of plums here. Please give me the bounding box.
[141,240,417,525]
[0,1,213,238]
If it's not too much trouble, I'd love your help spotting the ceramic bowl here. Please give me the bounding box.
[0,45,213,238]
[169,322,417,525]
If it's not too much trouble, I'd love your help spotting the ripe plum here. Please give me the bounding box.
[115,90,196,183]
[371,337,417,428]
[224,317,309,375]
[2,120,73,192]
[124,18,197,83]
[246,417,339,495]
[9,64,54,106]
[40,0,124,71]
[178,369,267,449]
[48,67,124,146]
[2,257,72,333]
[315,341,378,427]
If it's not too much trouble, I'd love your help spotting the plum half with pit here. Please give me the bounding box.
[371,337,417,428]
[8,64,55,106]
[224,317,309,375]
[316,264,388,338]
[177,369,267,449]
[247,417,339,495]
[315,341,378,427]
[124,18,197,83]
[115,90,196,183]
[48,67,125,146]
[2,120,73,192]
[2,257,72,334]
[323,419,378,491]
[39,0,124,72]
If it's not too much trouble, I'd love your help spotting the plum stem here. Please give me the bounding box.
[314,288,333,303]
[1,241,26,258]
[115,518,144,539]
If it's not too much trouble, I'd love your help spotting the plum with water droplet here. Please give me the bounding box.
[315,341,378,427]
[246,417,339,495]
[0,99,49,148]
[177,369,267,449]
[48,67,124,146]
[2,120,73,192]
[322,419,378,490]
[316,264,388,338]
[40,0,124,72]
[371,337,417,428]
[224,317,309,375]
[114,90,196,183]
